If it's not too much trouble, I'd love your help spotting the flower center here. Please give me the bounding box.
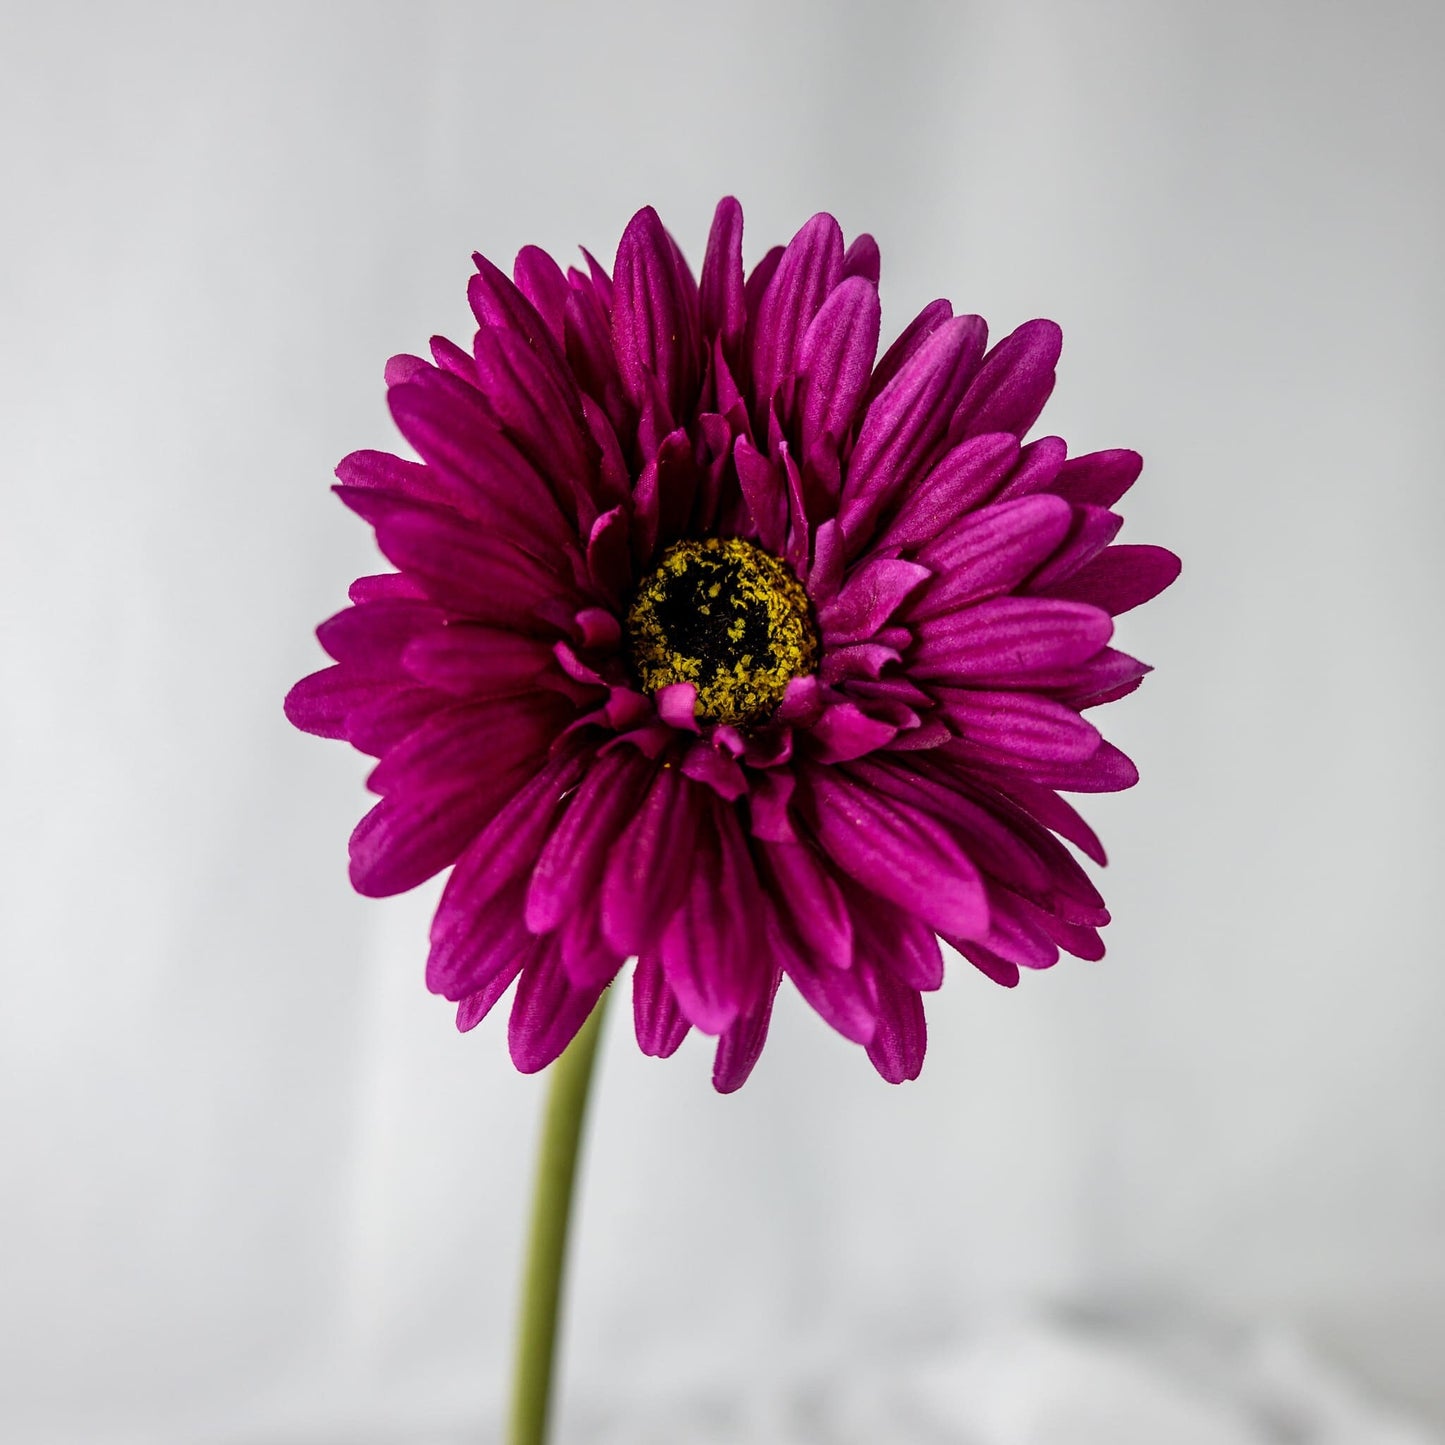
[626,538,819,729]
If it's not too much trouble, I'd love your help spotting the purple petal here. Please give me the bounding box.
[612,205,701,422]
[818,558,930,645]
[401,625,558,698]
[841,233,881,285]
[865,972,927,1083]
[508,950,609,1074]
[513,246,570,347]
[428,749,589,997]
[864,299,956,406]
[335,447,456,510]
[633,953,691,1058]
[870,434,1020,554]
[951,318,1062,440]
[699,196,745,353]
[284,666,380,740]
[851,893,944,991]
[839,315,989,548]
[601,765,703,956]
[469,251,569,369]
[472,326,596,515]
[526,749,655,933]
[805,767,990,938]
[1042,544,1181,615]
[749,212,845,408]
[909,598,1113,684]
[979,774,1107,866]
[805,703,899,764]
[794,276,881,460]
[760,841,853,968]
[993,435,1069,502]
[1026,506,1124,592]
[350,694,566,897]
[935,689,1101,765]
[914,496,1074,612]
[660,803,765,1034]
[385,371,573,551]
[712,970,782,1093]
[1049,448,1143,508]
[338,488,578,631]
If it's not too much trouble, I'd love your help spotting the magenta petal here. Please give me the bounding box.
[818,558,930,645]
[981,774,1108,866]
[910,598,1113,684]
[1042,544,1181,615]
[953,941,1021,989]
[749,212,845,408]
[865,298,955,405]
[699,196,745,354]
[806,703,899,764]
[526,749,654,933]
[735,436,787,553]
[386,370,572,550]
[427,748,588,997]
[842,232,881,285]
[865,972,927,1083]
[633,953,691,1058]
[805,768,990,939]
[431,882,536,1006]
[711,969,782,1093]
[473,326,597,506]
[993,435,1069,502]
[402,626,558,698]
[612,205,700,422]
[455,935,533,1030]
[795,276,881,459]
[469,250,569,368]
[914,495,1073,613]
[600,765,701,956]
[1027,505,1124,592]
[951,318,1062,440]
[349,694,564,897]
[513,246,570,347]
[1049,448,1143,508]
[284,667,382,740]
[335,448,456,510]
[936,689,1101,765]
[660,804,764,1034]
[317,599,446,669]
[340,488,578,631]
[839,315,988,547]
[508,950,608,1074]
[871,434,1020,553]
[852,892,944,991]
[770,906,876,1044]
[760,841,853,968]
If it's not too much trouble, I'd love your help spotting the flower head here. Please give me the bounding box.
[286,199,1179,1091]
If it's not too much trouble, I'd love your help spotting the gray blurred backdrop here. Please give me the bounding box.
[2,2,1442,1442]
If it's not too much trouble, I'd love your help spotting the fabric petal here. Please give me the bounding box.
[633,953,691,1058]
[508,950,609,1073]
[864,972,927,1083]
[951,318,1062,440]
[805,767,990,939]
[712,969,782,1093]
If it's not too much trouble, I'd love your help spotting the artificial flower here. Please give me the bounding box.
[286,199,1178,1090]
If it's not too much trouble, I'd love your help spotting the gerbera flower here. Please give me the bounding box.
[285,199,1178,1092]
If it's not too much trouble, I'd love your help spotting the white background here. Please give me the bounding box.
[2,2,1442,1441]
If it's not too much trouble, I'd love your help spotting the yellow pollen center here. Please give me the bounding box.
[626,538,819,729]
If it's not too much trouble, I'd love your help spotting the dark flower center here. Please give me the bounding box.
[626,538,819,729]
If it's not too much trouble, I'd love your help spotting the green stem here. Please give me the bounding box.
[507,991,610,1445]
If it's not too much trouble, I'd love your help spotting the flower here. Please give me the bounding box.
[285,199,1179,1091]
